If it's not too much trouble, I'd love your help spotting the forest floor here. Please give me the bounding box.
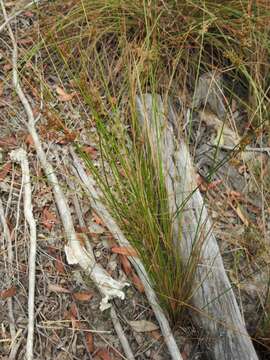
[0,1,270,360]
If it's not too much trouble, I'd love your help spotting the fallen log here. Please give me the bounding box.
[135,94,258,360]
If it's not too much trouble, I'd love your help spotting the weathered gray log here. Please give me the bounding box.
[135,94,258,360]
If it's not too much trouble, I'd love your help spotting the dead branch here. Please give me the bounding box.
[10,149,37,360]
[0,199,16,340]
[135,94,258,360]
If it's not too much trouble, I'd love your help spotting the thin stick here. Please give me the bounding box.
[0,199,16,340]
[209,142,270,155]
[110,306,136,360]
[70,149,183,360]
[10,149,37,360]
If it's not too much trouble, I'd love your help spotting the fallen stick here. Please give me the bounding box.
[70,148,183,360]
[135,94,258,360]
[0,199,16,340]
[1,0,127,313]
[110,306,136,360]
[10,149,37,360]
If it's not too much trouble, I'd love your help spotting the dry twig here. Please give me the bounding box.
[0,199,16,340]
[110,306,136,360]
[10,148,37,360]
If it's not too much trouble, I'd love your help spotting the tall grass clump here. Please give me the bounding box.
[28,0,270,333]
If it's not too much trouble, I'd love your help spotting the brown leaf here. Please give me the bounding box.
[82,145,98,159]
[95,349,112,360]
[131,273,144,293]
[73,291,93,302]
[25,134,35,147]
[228,190,242,200]
[56,86,76,102]
[150,330,162,340]
[70,302,79,318]
[75,226,89,234]
[0,162,11,181]
[85,333,95,353]
[93,213,104,226]
[0,135,17,148]
[207,179,223,190]
[111,246,138,257]
[128,320,159,333]
[18,38,33,45]
[3,63,12,71]
[48,283,70,294]
[24,11,34,17]
[55,257,65,273]
[0,286,16,299]
[0,81,3,97]
[41,208,58,231]
[119,254,132,276]
[57,131,76,145]
[47,246,57,255]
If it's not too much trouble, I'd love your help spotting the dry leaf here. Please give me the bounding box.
[207,179,223,190]
[25,134,35,147]
[150,330,162,340]
[75,226,89,234]
[95,349,112,360]
[0,81,3,97]
[24,11,34,17]
[119,254,132,276]
[18,38,33,45]
[55,257,65,273]
[85,333,95,353]
[73,291,93,302]
[56,86,75,102]
[111,246,138,257]
[228,190,242,200]
[128,320,159,333]
[131,273,144,293]
[41,208,58,231]
[0,286,16,299]
[48,283,70,294]
[57,132,76,145]
[70,302,79,318]
[93,213,104,226]
[82,145,98,159]
[3,63,12,71]
[0,162,11,180]
[0,135,17,148]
